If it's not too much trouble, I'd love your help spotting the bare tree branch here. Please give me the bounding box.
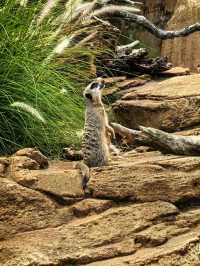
[122,13,200,40]
[92,8,200,40]
[111,122,155,146]
[116,40,140,54]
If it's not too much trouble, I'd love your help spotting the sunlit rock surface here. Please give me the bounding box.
[0,148,200,265]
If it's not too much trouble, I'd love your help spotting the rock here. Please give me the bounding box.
[1,150,200,265]
[175,127,200,136]
[8,158,84,200]
[135,146,152,153]
[0,158,10,176]
[85,231,200,266]
[103,78,148,98]
[161,0,200,71]
[117,78,147,89]
[103,76,127,84]
[113,74,200,132]
[9,156,40,172]
[88,151,200,203]
[15,148,48,168]
[103,86,119,96]
[160,67,190,77]
[72,199,113,217]
[0,178,61,239]
[0,201,178,265]
[10,167,84,200]
[134,223,189,248]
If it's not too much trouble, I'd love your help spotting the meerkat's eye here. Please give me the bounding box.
[90,82,98,90]
[85,93,93,100]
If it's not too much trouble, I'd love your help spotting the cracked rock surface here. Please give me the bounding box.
[0,148,200,266]
[113,74,200,132]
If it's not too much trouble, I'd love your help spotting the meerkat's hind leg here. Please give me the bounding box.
[74,161,90,190]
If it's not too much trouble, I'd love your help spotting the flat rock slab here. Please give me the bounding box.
[10,161,84,199]
[160,66,190,77]
[85,230,200,266]
[88,151,200,203]
[113,74,200,131]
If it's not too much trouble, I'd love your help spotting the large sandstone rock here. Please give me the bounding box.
[1,150,200,265]
[1,197,200,266]
[0,178,63,239]
[9,157,84,200]
[113,74,200,132]
[161,0,200,71]
[89,151,200,202]
[12,168,84,199]
[0,201,179,265]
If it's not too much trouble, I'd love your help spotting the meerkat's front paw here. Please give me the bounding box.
[106,125,116,139]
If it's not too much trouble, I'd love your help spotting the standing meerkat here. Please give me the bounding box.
[82,77,115,167]
[76,77,118,188]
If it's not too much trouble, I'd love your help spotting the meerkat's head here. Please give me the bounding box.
[83,77,105,106]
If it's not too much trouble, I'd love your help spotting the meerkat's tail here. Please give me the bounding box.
[74,161,90,189]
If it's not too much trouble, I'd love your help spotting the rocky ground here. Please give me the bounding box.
[1,72,200,266]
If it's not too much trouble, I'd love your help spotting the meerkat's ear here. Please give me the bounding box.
[85,93,93,100]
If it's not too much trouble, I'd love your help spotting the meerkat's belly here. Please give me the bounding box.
[82,122,109,168]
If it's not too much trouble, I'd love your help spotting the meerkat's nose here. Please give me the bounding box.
[96,77,105,90]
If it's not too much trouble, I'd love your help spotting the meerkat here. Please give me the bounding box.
[76,77,118,188]
[82,77,115,167]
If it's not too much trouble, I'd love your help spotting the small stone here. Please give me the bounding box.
[15,148,48,169]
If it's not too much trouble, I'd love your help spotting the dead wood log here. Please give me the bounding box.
[129,57,173,74]
[111,122,155,146]
[139,126,200,156]
[111,123,200,155]
[104,51,172,75]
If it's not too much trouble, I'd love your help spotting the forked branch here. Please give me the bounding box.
[91,8,200,40]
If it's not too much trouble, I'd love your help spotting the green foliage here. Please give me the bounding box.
[0,0,96,155]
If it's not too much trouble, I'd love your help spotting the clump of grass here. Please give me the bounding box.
[0,0,141,155]
[0,0,98,155]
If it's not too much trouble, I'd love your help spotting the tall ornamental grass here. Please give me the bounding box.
[0,0,97,155]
